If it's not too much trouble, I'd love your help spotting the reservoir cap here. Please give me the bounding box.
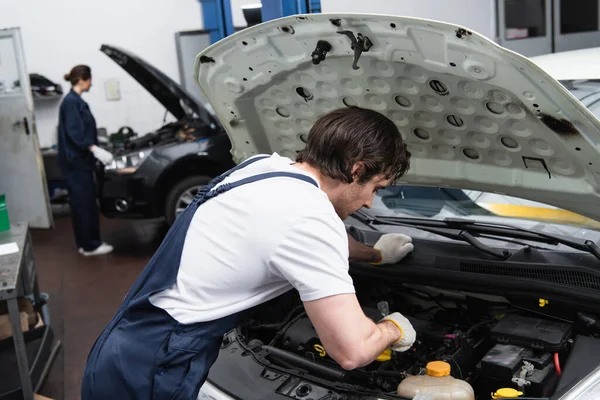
[426,361,451,377]
[492,388,523,398]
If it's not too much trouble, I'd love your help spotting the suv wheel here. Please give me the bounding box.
[165,175,212,226]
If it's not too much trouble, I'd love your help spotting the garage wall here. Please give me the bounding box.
[321,0,497,40]
[0,0,203,148]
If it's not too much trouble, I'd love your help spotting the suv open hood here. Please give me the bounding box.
[100,44,218,126]
[194,14,600,222]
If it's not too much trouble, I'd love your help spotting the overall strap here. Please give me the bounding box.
[203,171,318,200]
[231,155,271,172]
[192,155,270,202]
[217,155,271,182]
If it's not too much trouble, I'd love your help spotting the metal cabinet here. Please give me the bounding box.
[497,0,553,57]
[0,223,60,400]
[497,0,600,56]
[553,0,600,52]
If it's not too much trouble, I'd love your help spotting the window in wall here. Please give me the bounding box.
[0,37,22,95]
[504,0,546,40]
[560,0,598,34]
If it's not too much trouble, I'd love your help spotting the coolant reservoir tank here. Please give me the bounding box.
[397,361,475,400]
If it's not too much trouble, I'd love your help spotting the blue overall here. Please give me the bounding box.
[58,89,102,251]
[81,155,318,400]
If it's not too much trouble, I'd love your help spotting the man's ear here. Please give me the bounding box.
[351,162,365,182]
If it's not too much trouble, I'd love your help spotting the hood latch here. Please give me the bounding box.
[337,30,373,70]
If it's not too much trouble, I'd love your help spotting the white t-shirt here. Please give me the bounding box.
[149,153,355,324]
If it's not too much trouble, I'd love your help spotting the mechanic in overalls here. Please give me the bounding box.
[81,106,416,399]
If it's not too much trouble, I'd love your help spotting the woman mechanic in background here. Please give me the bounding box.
[58,65,114,256]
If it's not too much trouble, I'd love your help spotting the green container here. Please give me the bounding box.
[0,194,10,232]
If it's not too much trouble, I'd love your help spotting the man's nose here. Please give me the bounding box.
[363,198,373,209]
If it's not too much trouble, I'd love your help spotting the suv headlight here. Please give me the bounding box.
[105,149,153,174]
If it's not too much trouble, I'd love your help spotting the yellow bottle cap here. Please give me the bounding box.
[492,388,524,398]
[426,361,451,377]
[376,349,392,362]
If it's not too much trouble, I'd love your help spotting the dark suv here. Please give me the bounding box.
[96,45,235,225]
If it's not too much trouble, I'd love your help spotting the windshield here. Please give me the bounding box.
[369,186,600,232]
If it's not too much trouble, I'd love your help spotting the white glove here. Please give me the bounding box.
[91,145,114,165]
[372,234,414,264]
[380,312,416,352]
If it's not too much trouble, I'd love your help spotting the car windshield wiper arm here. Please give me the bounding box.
[459,230,510,258]
[440,217,600,261]
[353,211,510,259]
[353,212,600,262]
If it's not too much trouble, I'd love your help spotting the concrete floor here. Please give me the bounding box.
[32,208,168,399]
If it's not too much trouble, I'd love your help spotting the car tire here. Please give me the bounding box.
[165,175,212,226]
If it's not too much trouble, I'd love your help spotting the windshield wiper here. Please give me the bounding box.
[353,211,509,259]
[352,212,600,262]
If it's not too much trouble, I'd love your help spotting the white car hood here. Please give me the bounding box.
[194,14,600,222]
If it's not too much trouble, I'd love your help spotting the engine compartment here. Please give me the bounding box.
[236,279,600,399]
[109,116,220,154]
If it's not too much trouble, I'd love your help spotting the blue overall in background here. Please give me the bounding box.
[81,155,317,399]
[57,89,101,252]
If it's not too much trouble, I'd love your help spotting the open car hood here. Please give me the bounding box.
[194,14,600,222]
[100,44,218,126]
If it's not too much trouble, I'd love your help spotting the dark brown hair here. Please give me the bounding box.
[64,65,91,86]
[296,106,411,184]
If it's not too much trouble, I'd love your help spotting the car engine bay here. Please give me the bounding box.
[108,116,220,154]
[233,279,600,399]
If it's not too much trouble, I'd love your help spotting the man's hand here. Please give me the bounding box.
[380,312,416,352]
[372,234,414,264]
[90,145,114,165]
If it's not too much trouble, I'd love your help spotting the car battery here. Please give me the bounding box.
[476,344,559,398]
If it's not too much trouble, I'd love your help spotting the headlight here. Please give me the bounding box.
[559,365,600,400]
[105,149,153,174]
[197,381,234,400]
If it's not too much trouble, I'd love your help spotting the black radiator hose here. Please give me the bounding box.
[262,345,347,382]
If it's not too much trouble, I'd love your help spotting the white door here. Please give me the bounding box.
[553,0,600,52]
[0,28,53,229]
[497,0,553,57]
